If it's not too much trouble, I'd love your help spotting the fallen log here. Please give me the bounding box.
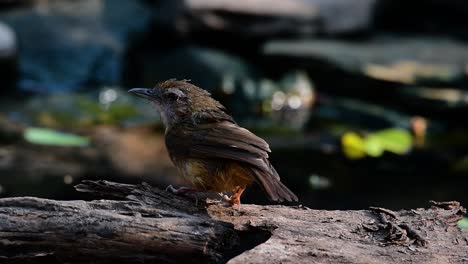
[0,180,466,263]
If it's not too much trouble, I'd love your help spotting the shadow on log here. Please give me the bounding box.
[0,180,467,263]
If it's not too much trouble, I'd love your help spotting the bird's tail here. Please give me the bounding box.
[251,166,298,202]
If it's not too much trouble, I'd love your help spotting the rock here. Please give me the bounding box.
[263,36,468,86]
[154,0,377,37]
[0,0,153,93]
[0,22,17,94]
[0,21,15,58]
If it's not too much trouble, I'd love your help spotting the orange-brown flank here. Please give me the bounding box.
[176,158,254,194]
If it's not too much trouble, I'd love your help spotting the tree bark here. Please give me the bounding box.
[0,180,466,263]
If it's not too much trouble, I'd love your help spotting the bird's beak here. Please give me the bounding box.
[128,88,157,100]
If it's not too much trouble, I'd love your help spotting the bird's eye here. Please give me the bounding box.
[166,92,178,101]
[166,88,186,101]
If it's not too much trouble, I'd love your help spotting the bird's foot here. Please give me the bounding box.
[219,193,232,203]
[229,197,241,211]
[166,185,200,205]
[218,194,241,209]
[218,188,244,209]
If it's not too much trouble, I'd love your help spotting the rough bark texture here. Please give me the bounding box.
[0,180,467,263]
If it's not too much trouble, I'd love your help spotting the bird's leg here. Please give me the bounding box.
[219,193,232,203]
[230,186,245,207]
[166,185,199,205]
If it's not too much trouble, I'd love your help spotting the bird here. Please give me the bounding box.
[129,79,298,206]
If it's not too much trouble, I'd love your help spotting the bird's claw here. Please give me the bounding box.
[217,193,241,209]
[219,193,232,203]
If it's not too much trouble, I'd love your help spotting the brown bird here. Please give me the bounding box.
[129,79,298,206]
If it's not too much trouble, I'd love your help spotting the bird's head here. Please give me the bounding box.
[129,79,225,129]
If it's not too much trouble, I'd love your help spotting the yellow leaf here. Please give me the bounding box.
[341,132,366,159]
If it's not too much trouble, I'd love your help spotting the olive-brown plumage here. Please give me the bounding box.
[129,79,298,205]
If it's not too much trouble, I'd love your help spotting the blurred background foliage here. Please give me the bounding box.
[0,0,467,228]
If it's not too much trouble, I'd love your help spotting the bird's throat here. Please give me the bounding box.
[152,102,179,131]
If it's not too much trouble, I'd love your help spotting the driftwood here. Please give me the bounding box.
[0,180,467,263]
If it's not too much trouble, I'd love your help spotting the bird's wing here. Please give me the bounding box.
[166,121,298,202]
[167,121,273,174]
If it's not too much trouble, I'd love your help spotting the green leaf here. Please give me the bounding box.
[342,128,413,159]
[364,136,384,157]
[368,129,413,155]
[23,128,90,147]
[458,217,468,229]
